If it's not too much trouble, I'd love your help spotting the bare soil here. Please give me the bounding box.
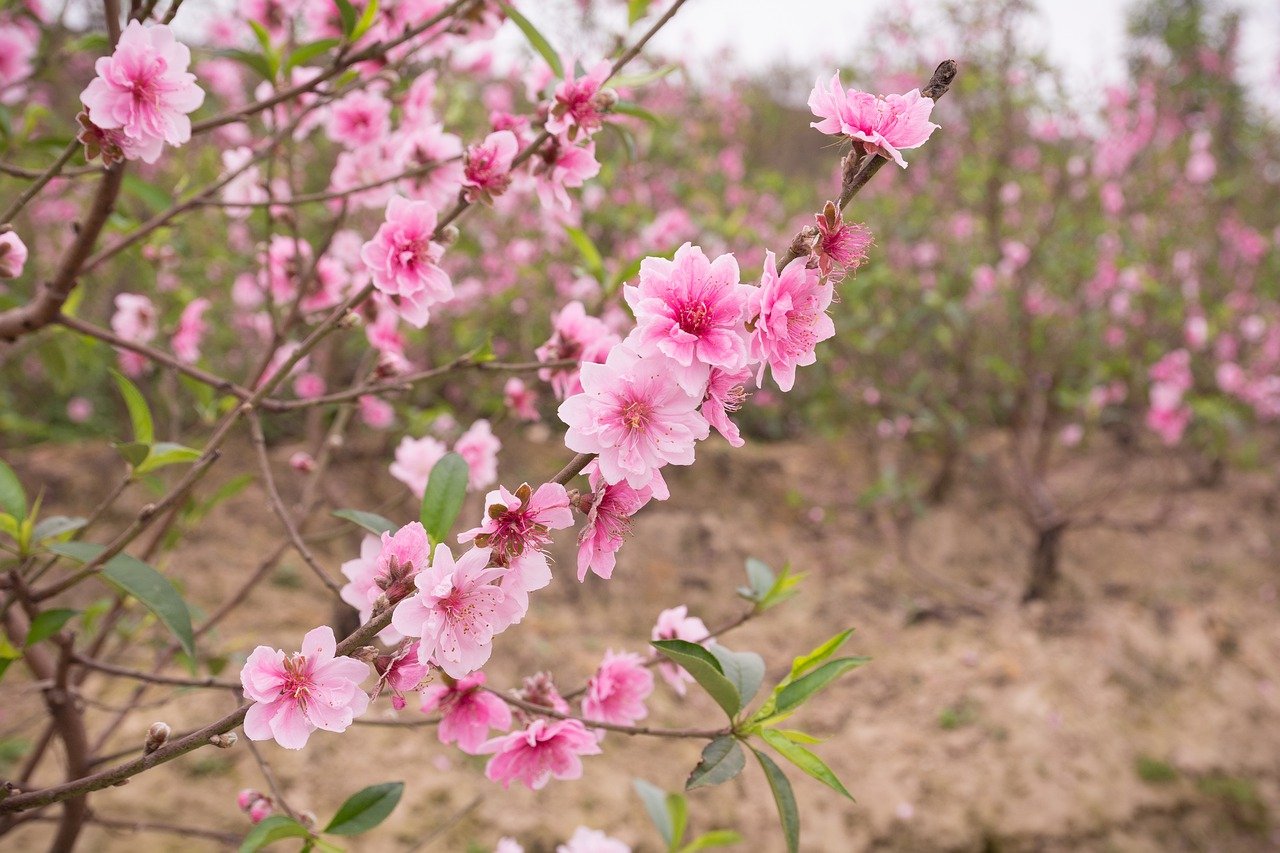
[3,432,1279,852]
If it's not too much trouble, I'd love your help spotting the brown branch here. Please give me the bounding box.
[489,687,726,740]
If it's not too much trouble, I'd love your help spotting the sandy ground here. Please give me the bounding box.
[3,432,1279,852]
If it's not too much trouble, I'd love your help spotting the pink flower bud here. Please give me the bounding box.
[248,798,273,824]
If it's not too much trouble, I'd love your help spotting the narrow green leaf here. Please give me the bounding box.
[248,20,273,54]
[285,38,341,70]
[789,629,855,681]
[667,791,688,849]
[759,565,804,610]
[685,736,745,790]
[612,64,678,89]
[499,2,562,76]
[633,779,673,848]
[760,729,853,800]
[25,609,78,646]
[332,509,398,536]
[0,513,21,541]
[775,657,870,714]
[708,645,765,709]
[751,747,800,853]
[651,639,740,718]
[334,0,358,36]
[612,101,666,126]
[324,781,404,836]
[565,225,605,281]
[0,458,26,520]
[47,541,195,657]
[221,48,275,82]
[32,516,86,543]
[351,0,379,39]
[239,815,312,852]
[679,830,743,852]
[136,442,202,474]
[111,370,154,444]
[772,729,822,745]
[0,634,21,683]
[419,452,468,545]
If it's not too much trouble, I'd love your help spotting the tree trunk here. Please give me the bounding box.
[1023,523,1065,602]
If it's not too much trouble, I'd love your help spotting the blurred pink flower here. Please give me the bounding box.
[389,434,448,498]
[582,650,653,727]
[651,606,709,695]
[325,89,391,149]
[361,195,453,329]
[455,419,501,491]
[0,231,28,279]
[536,301,620,399]
[576,463,666,581]
[504,377,540,421]
[240,626,370,749]
[557,827,630,853]
[545,57,612,141]
[463,130,518,202]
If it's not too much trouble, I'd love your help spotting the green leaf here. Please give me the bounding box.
[565,225,605,281]
[775,657,869,714]
[626,0,651,25]
[499,2,562,77]
[46,541,195,657]
[679,830,743,852]
[633,779,674,848]
[285,38,341,70]
[334,0,358,36]
[0,513,21,542]
[612,64,678,89]
[111,370,154,444]
[332,509,398,536]
[612,101,666,126]
[221,48,275,82]
[708,645,765,709]
[0,635,20,684]
[324,781,404,836]
[419,452,468,545]
[136,442,202,475]
[351,0,379,39]
[25,609,78,646]
[751,747,800,853]
[0,458,26,520]
[32,516,86,543]
[121,173,173,213]
[113,441,150,467]
[239,815,312,852]
[685,736,745,790]
[772,729,822,745]
[651,639,741,718]
[739,557,774,601]
[789,629,855,681]
[759,729,853,800]
[667,791,688,849]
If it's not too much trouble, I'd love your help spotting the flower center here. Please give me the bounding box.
[280,653,311,703]
[620,399,651,431]
[676,299,711,336]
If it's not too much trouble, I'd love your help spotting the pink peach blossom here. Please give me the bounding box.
[651,606,709,695]
[455,419,501,491]
[536,301,621,399]
[325,89,391,149]
[504,377,540,421]
[459,482,574,564]
[389,434,449,498]
[360,195,453,329]
[0,231,28,279]
[420,671,512,754]
[559,346,710,490]
[391,544,520,678]
[623,242,751,394]
[479,718,602,790]
[240,625,370,749]
[582,650,653,727]
[462,129,518,203]
[79,21,205,163]
[747,251,835,392]
[545,57,612,141]
[701,366,751,448]
[576,463,667,581]
[808,73,938,167]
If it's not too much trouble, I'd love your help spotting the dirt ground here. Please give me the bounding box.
[3,430,1279,852]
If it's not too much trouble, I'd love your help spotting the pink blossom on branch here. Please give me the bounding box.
[459,482,574,564]
[545,57,613,141]
[79,21,205,163]
[815,202,873,277]
[808,72,938,168]
[111,293,158,377]
[536,300,621,399]
[462,130,518,203]
[389,434,448,498]
[559,346,710,490]
[576,463,667,581]
[360,195,453,329]
[455,419,501,491]
[420,671,512,754]
[651,606,709,695]
[747,251,835,392]
[623,242,752,394]
[325,89,391,149]
[701,366,752,448]
[171,297,210,363]
[479,718,602,790]
[240,626,371,750]
[504,377,541,421]
[0,231,29,279]
[340,522,431,643]
[582,650,654,727]
[391,544,520,679]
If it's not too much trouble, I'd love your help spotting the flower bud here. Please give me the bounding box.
[438,224,460,246]
[289,451,315,473]
[594,88,619,110]
[209,732,237,748]
[237,789,262,812]
[143,721,170,754]
[248,798,274,824]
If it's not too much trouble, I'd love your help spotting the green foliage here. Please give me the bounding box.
[1135,755,1178,784]
[419,452,468,545]
[651,639,743,718]
[324,781,405,836]
[498,2,561,76]
[332,509,398,536]
[685,736,745,790]
[636,778,741,851]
